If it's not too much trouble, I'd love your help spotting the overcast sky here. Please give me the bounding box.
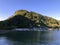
[0,0,60,21]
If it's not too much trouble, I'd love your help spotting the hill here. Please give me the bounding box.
[0,10,60,29]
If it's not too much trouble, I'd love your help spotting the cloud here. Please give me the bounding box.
[55,18,60,20]
[0,17,6,21]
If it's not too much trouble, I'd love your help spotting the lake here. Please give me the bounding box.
[0,30,60,45]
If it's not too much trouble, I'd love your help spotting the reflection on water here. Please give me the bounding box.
[0,30,60,45]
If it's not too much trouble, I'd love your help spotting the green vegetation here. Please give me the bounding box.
[0,10,60,29]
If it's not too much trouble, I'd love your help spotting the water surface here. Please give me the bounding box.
[0,30,60,45]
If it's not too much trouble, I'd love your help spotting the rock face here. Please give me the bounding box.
[14,10,41,26]
[14,10,60,27]
[0,10,60,29]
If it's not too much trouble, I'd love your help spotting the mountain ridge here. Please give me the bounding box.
[0,10,60,29]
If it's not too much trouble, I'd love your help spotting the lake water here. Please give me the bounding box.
[0,30,60,45]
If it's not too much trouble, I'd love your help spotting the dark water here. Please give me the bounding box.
[0,30,60,45]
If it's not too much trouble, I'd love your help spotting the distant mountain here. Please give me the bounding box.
[0,10,60,29]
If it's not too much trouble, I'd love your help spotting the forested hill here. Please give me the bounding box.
[0,10,60,29]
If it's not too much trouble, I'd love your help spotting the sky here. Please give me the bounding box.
[0,0,60,21]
